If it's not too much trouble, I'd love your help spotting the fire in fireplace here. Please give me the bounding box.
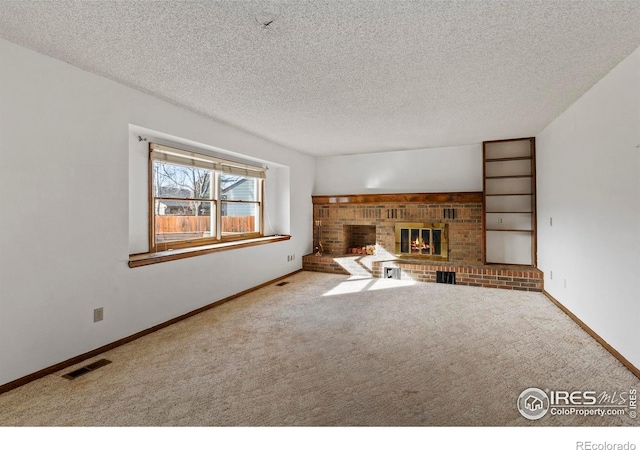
[402,228,441,255]
[395,222,448,260]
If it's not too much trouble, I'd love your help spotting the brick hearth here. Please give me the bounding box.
[302,254,542,291]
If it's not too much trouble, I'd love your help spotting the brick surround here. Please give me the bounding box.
[304,192,543,291]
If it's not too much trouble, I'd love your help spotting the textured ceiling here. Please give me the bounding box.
[1,1,639,156]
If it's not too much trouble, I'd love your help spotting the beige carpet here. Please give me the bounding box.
[0,271,637,426]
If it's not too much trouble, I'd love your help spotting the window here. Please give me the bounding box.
[150,143,265,252]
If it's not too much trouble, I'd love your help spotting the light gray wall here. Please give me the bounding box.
[536,46,640,369]
[314,144,482,195]
[0,39,314,386]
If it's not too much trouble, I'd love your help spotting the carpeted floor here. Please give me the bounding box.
[0,271,637,426]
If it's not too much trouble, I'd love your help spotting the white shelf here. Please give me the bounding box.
[483,138,536,266]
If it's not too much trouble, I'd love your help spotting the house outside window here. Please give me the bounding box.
[150,143,265,252]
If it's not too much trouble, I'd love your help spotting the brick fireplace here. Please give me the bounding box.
[303,192,543,291]
[311,192,482,263]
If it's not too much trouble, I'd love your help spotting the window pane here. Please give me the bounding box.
[220,174,258,202]
[410,229,420,254]
[400,228,409,253]
[154,200,214,244]
[432,229,442,255]
[153,161,211,199]
[221,202,259,234]
[421,229,431,255]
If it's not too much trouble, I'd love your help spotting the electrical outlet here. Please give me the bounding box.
[550,217,553,226]
[94,307,104,322]
[550,270,553,280]
[498,217,504,224]
[564,279,567,289]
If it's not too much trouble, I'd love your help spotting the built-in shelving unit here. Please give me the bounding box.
[483,137,536,266]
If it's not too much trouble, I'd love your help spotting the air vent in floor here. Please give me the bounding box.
[276,281,289,286]
[62,358,112,380]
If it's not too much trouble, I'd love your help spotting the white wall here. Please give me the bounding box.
[0,39,314,386]
[314,144,482,195]
[536,46,640,369]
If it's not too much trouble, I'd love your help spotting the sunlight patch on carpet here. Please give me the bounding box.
[322,277,416,296]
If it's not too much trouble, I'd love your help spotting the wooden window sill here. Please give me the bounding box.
[128,235,291,268]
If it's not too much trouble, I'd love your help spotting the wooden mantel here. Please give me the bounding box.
[312,192,483,205]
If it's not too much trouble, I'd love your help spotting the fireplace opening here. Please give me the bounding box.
[344,225,376,255]
[395,222,448,261]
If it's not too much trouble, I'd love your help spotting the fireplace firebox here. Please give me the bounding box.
[395,222,448,261]
[344,225,376,254]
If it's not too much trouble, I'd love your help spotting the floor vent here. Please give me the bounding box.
[436,271,456,284]
[276,281,289,286]
[62,359,111,380]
